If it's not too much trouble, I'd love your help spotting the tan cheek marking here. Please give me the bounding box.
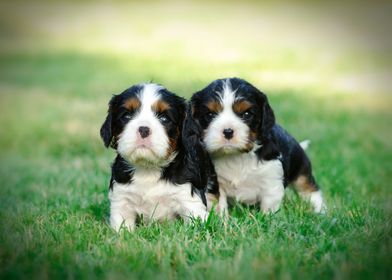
[244,130,257,152]
[233,100,252,114]
[123,97,141,111]
[294,175,318,193]
[249,130,257,141]
[206,101,223,113]
[244,143,254,152]
[165,126,180,159]
[152,100,170,114]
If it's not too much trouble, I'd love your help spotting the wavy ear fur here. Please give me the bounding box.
[257,94,280,160]
[100,95,117,148]
[182,104,206,187]
[261,99,275,139]
[182,103,219,204]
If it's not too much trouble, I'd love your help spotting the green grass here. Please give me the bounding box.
[0,1,392,279]
[0,51,391,280]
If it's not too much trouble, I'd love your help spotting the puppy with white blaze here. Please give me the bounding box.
[100,83,218,231]
[187,78,326,215]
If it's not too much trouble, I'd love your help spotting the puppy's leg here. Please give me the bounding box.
[179,193,209,223]
[260,181,285,214]
[181,205,209,223]
[206,192,219,212]
[110,202,136,231]
[206,190,228,217]
[293,174,326,213]
[109,189,137,231]
[216,188,229,218]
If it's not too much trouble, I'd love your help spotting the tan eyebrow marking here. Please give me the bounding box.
[233,100,252,114]
[152,100,170,113]
[123,97,141,111]
[206,100,223,113]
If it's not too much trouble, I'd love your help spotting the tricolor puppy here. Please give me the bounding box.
[100,83,217,231]
[187,78,326,215]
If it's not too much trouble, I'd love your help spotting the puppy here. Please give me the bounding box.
[100,83,218,231]
[187,78,326,214]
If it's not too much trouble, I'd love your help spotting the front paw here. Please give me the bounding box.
[260,199,282,214]
[110,214,136,232]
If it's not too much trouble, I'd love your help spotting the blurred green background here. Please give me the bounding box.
[0,0,391,279]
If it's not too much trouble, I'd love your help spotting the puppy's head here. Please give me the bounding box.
[189,78,276,157]
[100,83,186,167]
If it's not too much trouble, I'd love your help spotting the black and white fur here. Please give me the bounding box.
[100,83,218,231]
[187,78,326,215]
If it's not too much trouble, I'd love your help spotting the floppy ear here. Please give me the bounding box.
[182,103,205,180]
[175,96,187,133]
[100,95,117,148]
[182,103,212,204]
[261,97,275,139]
[257,94,280,160]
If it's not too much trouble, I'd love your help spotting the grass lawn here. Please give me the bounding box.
[0,1,391,279]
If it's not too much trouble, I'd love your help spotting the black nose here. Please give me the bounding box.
[223,128,234,139]
[138,126,150,138]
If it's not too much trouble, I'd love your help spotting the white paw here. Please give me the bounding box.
[309,191,327,214]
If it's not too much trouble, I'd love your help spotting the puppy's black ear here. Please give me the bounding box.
[182,103,210,203]
[182,103,205,181]
[175,96,187,129]
[257,93,280,160]
[100,95,117,148]
[261,97,275,138]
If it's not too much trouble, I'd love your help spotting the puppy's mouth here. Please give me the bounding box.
[134,136,153,147]
[221,142,240,149]
[129,144,159,157]
[127,147,163,166]
[210,144,243,157]
[209,140,256,157]
[134,143,153,150]
[125,143,175,168]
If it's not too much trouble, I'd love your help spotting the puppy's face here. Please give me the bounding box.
[190,78,275,156]
[100,84,185,167]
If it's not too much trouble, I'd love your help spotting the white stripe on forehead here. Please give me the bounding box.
[219,79,238,108]
[139,83,163,109]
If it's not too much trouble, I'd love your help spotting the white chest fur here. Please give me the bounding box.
[109,168,207,231]
[213,152,285,212]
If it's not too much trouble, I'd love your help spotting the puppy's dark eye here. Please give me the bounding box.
[241,111,253,120]
[158,114,170,124]
[207,112,216,119]
[121,113,132,121]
